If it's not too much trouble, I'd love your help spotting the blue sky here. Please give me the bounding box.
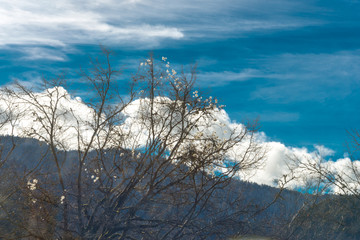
[1,0,360,157]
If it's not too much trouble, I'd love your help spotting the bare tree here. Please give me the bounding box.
[0,50,268,239]
[275,128,360,239]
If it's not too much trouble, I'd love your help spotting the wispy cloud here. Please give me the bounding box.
[251,51,360,102]
[0,0,322,51]
[19,47,68,61]
[0,0,184,49]
[236,111,300,123]
[7,72,44,90]
[196,69,263,86]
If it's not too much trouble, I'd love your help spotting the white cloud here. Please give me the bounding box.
[196,69,263,86]
[19,47,68,61]
[314,144,335,158]
[235,111,300,123]
[0,84,357,194]
[251,51,360,102]
[0,0,322,51]
[0,0,184,49]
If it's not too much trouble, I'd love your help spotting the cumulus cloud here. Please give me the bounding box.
[0,85,358,194]
[314,144,335,158]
